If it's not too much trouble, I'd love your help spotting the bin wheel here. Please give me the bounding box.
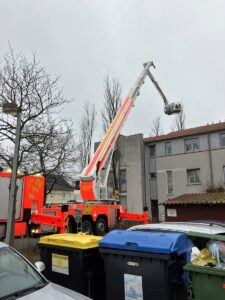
[82,220,93,234]
[95,218,107,236]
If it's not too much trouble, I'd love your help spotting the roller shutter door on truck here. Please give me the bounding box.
[0,177,23,220]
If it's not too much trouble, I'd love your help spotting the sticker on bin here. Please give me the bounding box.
[52,253,69,275]
[124,274,143,300]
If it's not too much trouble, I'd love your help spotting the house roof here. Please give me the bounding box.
[163,193,225,206]
[144,121,225,143]
[46,175,74,192]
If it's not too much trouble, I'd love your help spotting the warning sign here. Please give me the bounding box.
[52,253,69,275]
[124,274,143,300]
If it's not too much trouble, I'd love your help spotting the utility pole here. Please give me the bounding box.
[3,103,22,246]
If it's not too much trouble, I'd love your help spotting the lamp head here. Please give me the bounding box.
[2,102,18,116]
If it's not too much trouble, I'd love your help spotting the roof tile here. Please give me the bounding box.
[163,193,225,205]
[144,121,225,143]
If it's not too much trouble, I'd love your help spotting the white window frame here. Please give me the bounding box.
[220,133,225,147]
[223,166,225,183]
[167,171,173,195]
[165,142,172,155]
[120,169,127,193]
[187,169,201,184]
[184,138,200,153]
[149,145,156,157]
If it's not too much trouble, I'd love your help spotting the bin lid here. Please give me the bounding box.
[99,230,192,255]
[39,233,102,249]
[184,263,225,276]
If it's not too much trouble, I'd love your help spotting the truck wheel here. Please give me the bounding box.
[64,219,73,233]
[82,220,93,234]
[95,218,107,236]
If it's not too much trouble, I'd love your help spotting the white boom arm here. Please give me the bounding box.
[80,62,181,201]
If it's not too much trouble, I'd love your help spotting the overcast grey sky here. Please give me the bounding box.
[1,0,225,141]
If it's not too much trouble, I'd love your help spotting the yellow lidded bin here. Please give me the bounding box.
[38,233,105,300]
[39,232,102,249]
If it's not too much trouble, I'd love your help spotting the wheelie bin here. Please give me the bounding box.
[99,230,193,300]
[38,233,105,300]
[184,232,225,300]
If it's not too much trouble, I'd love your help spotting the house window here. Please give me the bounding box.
[185,138,199,152]
[120,195,127,208]
[108,170,114,189]
[223,166,225,182]
[187,169,200,184]
[108,169,127,193]
[167,171,173,194]
[165,142,172,155]
[149,145,156,157]
[120,169,127,193]
[150,172,157,179]
[220,133,225,147]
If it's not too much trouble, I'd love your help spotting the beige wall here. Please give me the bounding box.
[157,151,209,199]
[119,134,145,213]
[211,149,225,184]
[156,149,225,220]
[46,190,75,204]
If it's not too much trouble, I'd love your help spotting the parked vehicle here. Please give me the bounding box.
[0,172,45,239]
[0,241,91,299]
[128,221,225,235]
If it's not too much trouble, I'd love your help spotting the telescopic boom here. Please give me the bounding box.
[80,62,181,201]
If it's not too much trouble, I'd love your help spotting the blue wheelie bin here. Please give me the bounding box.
[99,230,193,300]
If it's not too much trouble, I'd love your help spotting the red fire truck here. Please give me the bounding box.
[0,171,45,239]
[1,61,181,238]
[30,61,181,236]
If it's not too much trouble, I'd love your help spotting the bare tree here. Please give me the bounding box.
[102,74,122,132]
[171,103,186,131]
[150,116,163,136]
[77,101,97,172]
[101,74,122,195]
[23,118,78,197]
[0,46,77,194]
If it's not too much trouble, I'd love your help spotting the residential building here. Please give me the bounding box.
[104,122,225,221]
[46,175,74,204]
[144,122,225,221]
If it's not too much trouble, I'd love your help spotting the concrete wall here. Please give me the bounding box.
[119,134,145,213]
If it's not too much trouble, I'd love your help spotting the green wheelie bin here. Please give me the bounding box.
[184,232,225,300]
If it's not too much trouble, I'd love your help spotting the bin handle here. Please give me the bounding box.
[126,242,137,247]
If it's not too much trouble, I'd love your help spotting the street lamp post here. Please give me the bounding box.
[2,103,22,246]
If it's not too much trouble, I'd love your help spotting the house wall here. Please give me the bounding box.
[145,130,225,221]
[119,134,145,213]
[211,149,225,184]
[46,190,74,204]
[93,127,225,219]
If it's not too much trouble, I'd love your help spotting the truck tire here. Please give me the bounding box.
[64,219,73,233]
[95,218,107,236]
[82,220,93,234]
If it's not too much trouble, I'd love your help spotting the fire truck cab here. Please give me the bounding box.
[0,171,45,239]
